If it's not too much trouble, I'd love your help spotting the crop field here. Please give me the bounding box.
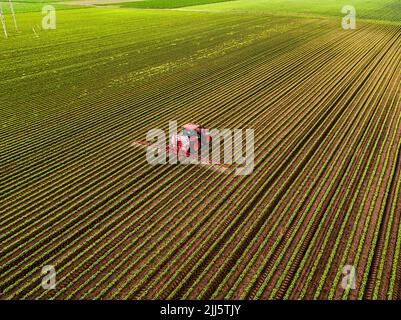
[1,0,401,300]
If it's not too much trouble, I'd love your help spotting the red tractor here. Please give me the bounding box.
[170,123,212,157]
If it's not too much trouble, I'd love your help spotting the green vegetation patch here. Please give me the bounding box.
[0,2,82,14]
[183,0,401,23]
[110,0,236,9]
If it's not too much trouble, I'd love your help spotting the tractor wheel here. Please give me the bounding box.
[201,134,211,145]
[176,140,182,154]
[189,141,200,156]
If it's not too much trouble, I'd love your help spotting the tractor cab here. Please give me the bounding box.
[171,123,212,156]
[182,124,201,137]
